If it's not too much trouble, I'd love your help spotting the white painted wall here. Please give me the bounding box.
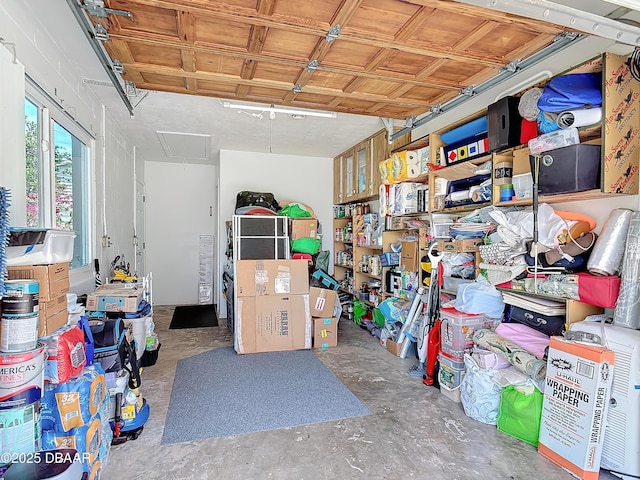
[0,0,140,295]
[145,161,216,305]
[217,150,334,317]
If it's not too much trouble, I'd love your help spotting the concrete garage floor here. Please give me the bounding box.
[102,306,617,480]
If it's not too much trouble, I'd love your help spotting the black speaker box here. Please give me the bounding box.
[487,96,522,151]
[529,144,601,195]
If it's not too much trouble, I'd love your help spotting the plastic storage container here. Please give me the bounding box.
[7,229,76,266]
[440,307,489,359]
[438,353,466,390]
[440,382,462,402]
[512,173,534,199]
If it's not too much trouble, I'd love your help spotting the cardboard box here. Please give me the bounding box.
[39,294,67,319]
[386,339,403,356]
[309,287,338,318]
[38,308,68,337]
[86,284,144,313]
[538,336,615,480]
[235,294,311,354]
[236,259,309,297]
[400,241,419,272]
[313,317,338,348]
[290,217,318,240]
[440,239,483,253]
[7,263,70,301]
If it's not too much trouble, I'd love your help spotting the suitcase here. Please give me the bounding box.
[506,305,566,336]
[529,144,601,195]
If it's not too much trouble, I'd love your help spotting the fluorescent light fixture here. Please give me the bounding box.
[602,0,640,10]
[223,101,337,118]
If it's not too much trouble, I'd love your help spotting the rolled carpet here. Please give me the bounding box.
[473,329,547,381]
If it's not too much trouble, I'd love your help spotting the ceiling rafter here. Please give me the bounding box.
[126,62,436,107]
[107,32,476,91]
[176,10,197,91]
[96,0,567,119]
[283,0,364,103]
[106,0,516,67]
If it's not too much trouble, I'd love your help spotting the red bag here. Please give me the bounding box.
[41,325,87,384]
[576,272,620,309]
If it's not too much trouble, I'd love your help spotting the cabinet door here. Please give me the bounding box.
[334,156,344,204]
[370,130,388,196]
[355,140,370,198]
[344,149,355,200]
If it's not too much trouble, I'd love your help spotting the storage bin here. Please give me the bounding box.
[512,173,534,199]
[529,144,601,195]
[438,353,466,390]
[440,382,462,403]
[7,229,76,266]
[443,276,474,292]
[440,307,489,359]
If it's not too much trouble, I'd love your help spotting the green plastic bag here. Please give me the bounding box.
[372,308,385,328]
[353,300,367,325]
[280,203,311,218]
[291,238,321,255]
[497,384,543,446]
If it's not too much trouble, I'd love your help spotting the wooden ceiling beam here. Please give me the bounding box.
[107,32,464,91]
[283,0,364,103]
[104,0,525,66]
[124,62,435,108]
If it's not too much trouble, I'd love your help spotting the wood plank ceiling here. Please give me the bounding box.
[93,0,566,120]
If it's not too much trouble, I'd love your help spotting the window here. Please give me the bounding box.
[24,94,92,269]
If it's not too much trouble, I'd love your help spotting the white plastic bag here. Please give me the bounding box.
[460,354,502,425]
[455,280,505,319]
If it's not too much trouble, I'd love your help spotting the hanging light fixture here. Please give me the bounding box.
[222,102,337,118]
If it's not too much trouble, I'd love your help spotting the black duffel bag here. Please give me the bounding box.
[235,191,280,213]
[93,318,141,389]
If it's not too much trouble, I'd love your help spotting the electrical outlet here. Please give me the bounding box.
[102,235,112,247]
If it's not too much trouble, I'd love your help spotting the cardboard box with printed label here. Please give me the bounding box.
[313,317,338,348]
[440,239,483,253]
[236,259,309,297]
[538,336,615,480]
[86,284,144,313]
[289,217,318,240]
[7,263,70,301]
[235,294,311,354]
[308,287,338,318]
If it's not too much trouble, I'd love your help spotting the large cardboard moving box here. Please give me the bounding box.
[236,259,309,297]
[538,336,615,480]
[235,294,311,354]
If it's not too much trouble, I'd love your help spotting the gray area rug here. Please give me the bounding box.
[161,347,371,444]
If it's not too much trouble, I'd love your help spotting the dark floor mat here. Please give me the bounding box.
[169,304,218,329]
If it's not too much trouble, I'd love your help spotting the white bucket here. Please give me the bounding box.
[125,316,149,360]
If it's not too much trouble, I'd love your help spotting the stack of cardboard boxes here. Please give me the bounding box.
[234,259,341,354]
[235,259,312,354]
[309,286,339,349]
[7,263,70,336]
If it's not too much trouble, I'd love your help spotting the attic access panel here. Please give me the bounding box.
[93,0,566,119]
